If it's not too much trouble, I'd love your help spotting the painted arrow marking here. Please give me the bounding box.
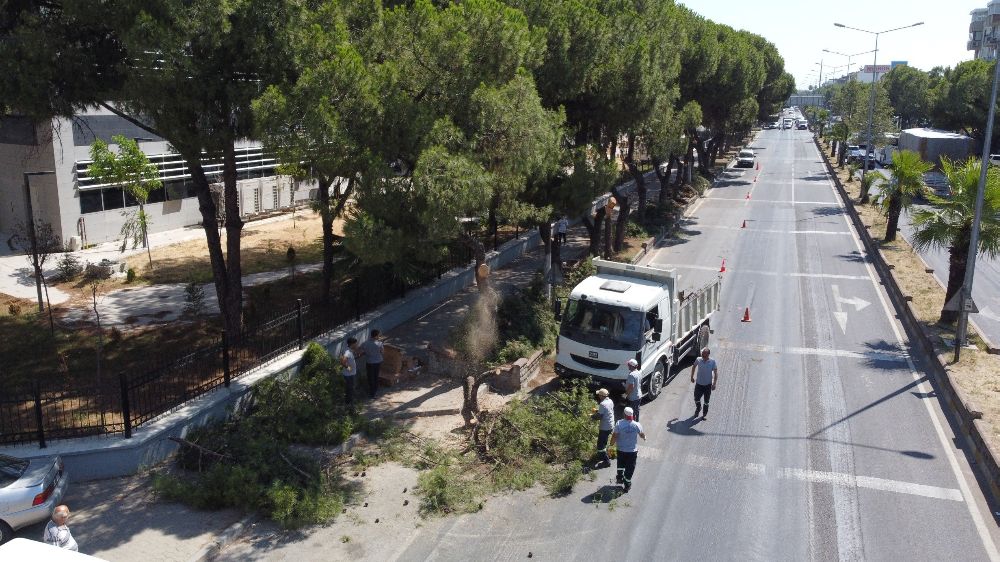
[832,284,872,334]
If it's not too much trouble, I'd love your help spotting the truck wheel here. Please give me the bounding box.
[692,323,710,356]
[646,361,665,399]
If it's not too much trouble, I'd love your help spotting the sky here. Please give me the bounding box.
[683,0,986,90]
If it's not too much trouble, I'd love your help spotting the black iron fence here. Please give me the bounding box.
[0,243,488,448]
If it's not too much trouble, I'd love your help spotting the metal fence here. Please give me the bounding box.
[0,246,484,448]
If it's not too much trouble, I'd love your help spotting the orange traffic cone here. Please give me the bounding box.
[746,192,751,200]
[720,259,726,273]
[741,219,747,229]
[741,307,752,322]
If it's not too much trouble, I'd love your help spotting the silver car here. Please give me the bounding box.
[0,453,68,544]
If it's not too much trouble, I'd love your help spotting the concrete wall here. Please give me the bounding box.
[0,122,58,245]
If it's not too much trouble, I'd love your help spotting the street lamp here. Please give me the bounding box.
[833,21,924,195]
[814,61,824,89]
[23,171,56,312]
[955,48,1000,359]
[822,48,877,82]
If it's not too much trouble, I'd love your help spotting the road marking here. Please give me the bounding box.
[707,197,837,205]
[831,284,872,334]
[656,263,871,281]
[716,340,909,363]
[682,453,964,502]
[694,224,851,235]
[979,306,1000,322]
[817,142,1000,560]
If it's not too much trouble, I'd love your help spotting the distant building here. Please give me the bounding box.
[969,3,1000,61]
[0,106,316,249]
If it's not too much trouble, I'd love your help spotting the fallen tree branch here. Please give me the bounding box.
[168,436,231,463]
[279,451,314,481]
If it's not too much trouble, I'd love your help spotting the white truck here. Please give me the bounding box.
[554,259,721,399]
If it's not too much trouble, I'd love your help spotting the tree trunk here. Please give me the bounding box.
[654,157,671,208]
[488,195,499,251]
[461,374,479,425]
[317,176,334,303]
[884,194,901,242]
[221,142,244,342]
[940,233,971,324]
[583,210,603,257]
[190,160,242,345]
[625,133,646,222]
[612,184,629,252]
[540,220,553,298]
[464,233,488,291]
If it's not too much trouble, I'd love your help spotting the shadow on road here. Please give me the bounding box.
[666,416,705,437]
[581,485,624,505]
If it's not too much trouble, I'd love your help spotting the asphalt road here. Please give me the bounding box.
[390,124,1000,560]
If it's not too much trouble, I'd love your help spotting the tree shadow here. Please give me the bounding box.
[810,206,846,218]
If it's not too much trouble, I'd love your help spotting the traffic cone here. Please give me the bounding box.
[720,259,726,273]
[756,161,760,171]
[746,192,751,200]
[753,176,757,183]
[741,307,752,322]
[741,219,747,229]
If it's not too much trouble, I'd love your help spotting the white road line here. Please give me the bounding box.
[715,340,909,363]
[694,225,851,235]
[655,263,870,281]
[682,453,963,502]
[816,142,1000,560]
[707,197,837,205]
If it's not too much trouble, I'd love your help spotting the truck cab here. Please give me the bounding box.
[554,259,720,400]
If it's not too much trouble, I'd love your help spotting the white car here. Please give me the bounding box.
[736,149,755,168]
[0,454,68,544]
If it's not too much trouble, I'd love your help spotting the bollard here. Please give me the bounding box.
[119,372,132,439]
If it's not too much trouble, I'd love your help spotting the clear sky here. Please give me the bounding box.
[682,0,986,90]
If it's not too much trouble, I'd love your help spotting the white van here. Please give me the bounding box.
[0,538,107,560]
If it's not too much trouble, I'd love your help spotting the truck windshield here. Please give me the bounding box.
[561,298,643,350]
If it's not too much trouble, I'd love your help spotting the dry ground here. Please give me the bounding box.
[824,143,1000,448]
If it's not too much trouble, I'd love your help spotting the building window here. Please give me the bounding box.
[104,188,125,210]
[80,191,103,214]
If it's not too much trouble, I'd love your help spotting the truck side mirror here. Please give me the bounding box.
[653,318,663,332]
[650,332,661,342]
[553,299,562,320]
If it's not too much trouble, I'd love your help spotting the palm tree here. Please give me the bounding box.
[859,170,881,204]
[878,149,932,241]
[910,157,1000,324]
[830,122,849,165]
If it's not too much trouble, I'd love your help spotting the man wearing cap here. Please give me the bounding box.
[610,406,645,493]
[591,388,615,469]
[690,347,719,419]
[624,358,642,421]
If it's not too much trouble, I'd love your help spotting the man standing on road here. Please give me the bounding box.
[361,329,385,399]
[690,348,718,419]
[624,358,642,421]
[43,504,78,552]
[591,388,615,469]
[610,407,645,493]
[340,337,359,406]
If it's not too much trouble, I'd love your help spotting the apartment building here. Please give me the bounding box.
[969,3,1000,61]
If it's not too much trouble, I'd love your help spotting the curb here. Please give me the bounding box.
[814,135,1000,504]
[187,432,365,562]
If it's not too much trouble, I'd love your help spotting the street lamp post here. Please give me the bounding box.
[23,171,56,312]
[834,22,924,199]
[822,48,877,82]
[815,60,824,89]
[954,54,1000,360]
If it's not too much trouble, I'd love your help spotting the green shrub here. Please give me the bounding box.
[692,174,710,195]
[625,220,650,239]
[546,462,584,497]
[417,463,483,516]
[56,253,83,281]
[126,268,136,283]
[496,337,535,364]
[183,282,205,316]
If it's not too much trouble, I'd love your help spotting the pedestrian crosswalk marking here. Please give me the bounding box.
[655,263,871,281]
[682,453,963,502]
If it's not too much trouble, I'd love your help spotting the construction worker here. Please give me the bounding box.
[690,347,719,419]
[591,388,615,469]
[610,406,645,493]
[624,358,642,421]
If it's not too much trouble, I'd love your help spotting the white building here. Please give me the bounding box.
[968,3,1000,61]
[0,106,313,249]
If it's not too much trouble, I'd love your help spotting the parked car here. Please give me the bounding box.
[797,121,808,130]
[0,538,105,560]
[0,454,68,544]
[736,149,755,168]
[846,145,863,164]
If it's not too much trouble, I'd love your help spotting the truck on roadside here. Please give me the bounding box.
[553,259,721,399]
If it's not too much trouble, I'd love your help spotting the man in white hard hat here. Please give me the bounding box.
[610,406,645,493]
[591,388,615,469]
[624,358,642,421]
